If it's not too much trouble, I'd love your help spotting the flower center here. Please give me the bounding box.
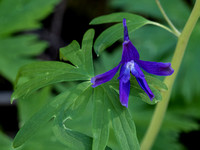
[126,60,135,71]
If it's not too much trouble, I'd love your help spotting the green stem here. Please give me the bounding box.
[140,0,200,150]
[155,0,181,37]
[149,21,178,37]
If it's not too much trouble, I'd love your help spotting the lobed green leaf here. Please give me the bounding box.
[11,29,95,102]
[145,75,168,91]
[60,40,82,67]
[0,0,59,37]
[90,12,147,25]
[60,29,95,76]
[18,87,52,124]
[91,12,175,55]
[0,35,47,82]
[92,86,110,150]
[13,81,91,148]
[64,83,93,119]
[0,131,13,150]
[90,12,150,55]
[109,0,190,28]
[11,61,90,102]
[103,85,140,150]
[82,29,95,76]
[53,108,92,150]
[94,21,149,55]
[110,74,166,105]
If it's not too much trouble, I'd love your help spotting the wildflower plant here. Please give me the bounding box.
[91,18,174,107]
[10,0,200,150]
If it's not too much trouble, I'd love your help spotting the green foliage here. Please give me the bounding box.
[11,61,90,102]
[13,81,92,148]
[12,29,95,147]
[103,85,140,150]
[12,25,168,150]
[93,45,197,150]
[17,84,89,150]
[93,38,199,149]
[53,105,93,150]
[8,0,199,149]
[92,87,110,150]
[17,122,69,150]
[0,0,59,37]
[0,132,13,150]
[90,12,151,55]
[110,75,166,105]
[12,29,95,148]
[11,29,95,102]
[0,35,48,82]
[128,98,199,150]
[18,87,52,124]
[90,12,174,55]
[173,24,200,101]
[60,28,95,76]
[0,0,59,82]
[16,87,69,150]
[92,85,140,150]
[90,12,147,25]
[109,0,190,28]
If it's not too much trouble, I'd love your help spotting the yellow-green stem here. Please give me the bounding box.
[140,0,200,150]
[155,0,181,37]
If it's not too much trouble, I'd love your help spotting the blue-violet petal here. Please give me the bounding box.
[122,40,140,63]
[136,77,154,100]
[119,77,130,107]
[118,63,130,83]
[129,61,145,78]
[122,19,140,62]
[123,18,129,41]
[91,63,121,88]
[137,60,174,76]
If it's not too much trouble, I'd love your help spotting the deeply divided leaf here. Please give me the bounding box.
[90,12,147,25]
[92,87,110,150]
[0,35,47,82]
[82,29,95,76]
[90,12,174,54]
[110,74,166,105]
[93,21,149,55]
[53,108,92,150]
[12,28,95,102]
[13,81,92,148]
[11,61,89,102]
[60,29,95,76]
[60,40,82,67]
[0,0,59,37]
[90,12,150,54]
[103,85,140,150]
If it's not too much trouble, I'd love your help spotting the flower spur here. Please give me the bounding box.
[91,18,174,107]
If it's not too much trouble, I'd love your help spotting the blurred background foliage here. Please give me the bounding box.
[0,0,199,150]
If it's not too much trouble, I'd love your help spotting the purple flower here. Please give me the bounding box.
[91,18,174,107]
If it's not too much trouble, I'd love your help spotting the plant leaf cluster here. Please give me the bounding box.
[1,0,198,149]
[11,17,167,149]
[0,0,59,82]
